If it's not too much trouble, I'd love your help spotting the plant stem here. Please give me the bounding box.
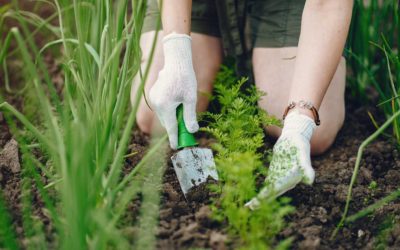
[345,189,400,224]
[331,109,400,239]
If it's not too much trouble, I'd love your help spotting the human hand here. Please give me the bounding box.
[245,111,316,209]
[149,33,199,149]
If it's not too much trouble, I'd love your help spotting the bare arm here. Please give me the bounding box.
[161,0,192,35]
[289,0,353,114]
[149,1,197,149]
[247,1,354,207]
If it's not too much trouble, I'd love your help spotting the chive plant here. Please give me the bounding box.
[347,0,398,98]
[347,0,399,142]
[0,1,166,249]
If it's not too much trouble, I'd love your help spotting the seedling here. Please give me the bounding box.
[203,66,293,249]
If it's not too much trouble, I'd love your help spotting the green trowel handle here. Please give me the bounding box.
[177,104,198,149]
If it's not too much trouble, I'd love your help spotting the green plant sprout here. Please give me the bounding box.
[368,180,378,191]
[203,66,293,249]
[363,180,379,205]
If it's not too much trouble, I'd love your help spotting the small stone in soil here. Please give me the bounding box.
[298,237,321,250]
[0,139,20,173]
[310,206,328,223]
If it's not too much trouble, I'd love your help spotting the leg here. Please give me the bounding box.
[253,47,346,155]
[131,31,223,134]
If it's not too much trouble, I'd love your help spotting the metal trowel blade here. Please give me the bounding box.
[171,147,218,197]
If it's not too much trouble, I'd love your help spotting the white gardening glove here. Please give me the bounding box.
[245,110,316,210]
[149,33,199,149]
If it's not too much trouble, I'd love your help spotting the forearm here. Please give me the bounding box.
[161,0,192,35]
[289,0,353,109]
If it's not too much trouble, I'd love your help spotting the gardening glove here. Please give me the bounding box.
[149,32,199,149]
[245,110,316,210]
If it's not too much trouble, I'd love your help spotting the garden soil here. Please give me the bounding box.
[151,97,400,250]
[2,90,399,249]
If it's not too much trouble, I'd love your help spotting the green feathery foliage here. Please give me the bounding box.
[203,66,294,249]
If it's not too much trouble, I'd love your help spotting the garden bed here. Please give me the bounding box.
[1,91,399,249]
[154,96,400,250]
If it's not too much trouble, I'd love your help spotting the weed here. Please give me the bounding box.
[368,180,378,191]
[363,180,378,205]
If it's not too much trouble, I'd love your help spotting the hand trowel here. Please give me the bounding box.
[171,104,218,198]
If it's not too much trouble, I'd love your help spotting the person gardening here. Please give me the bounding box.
[131,0,353,208]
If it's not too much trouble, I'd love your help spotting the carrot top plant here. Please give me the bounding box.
[203,66,294,249]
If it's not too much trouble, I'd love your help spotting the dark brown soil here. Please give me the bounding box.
[140,97,398,250]
[282,101,400,250]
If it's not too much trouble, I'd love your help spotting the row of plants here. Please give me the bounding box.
[202,66,293,249]
[334,0,400,238]
[0,1,167,249]
[347,0,399,141]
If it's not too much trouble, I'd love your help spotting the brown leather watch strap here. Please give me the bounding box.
[282,101,321,126]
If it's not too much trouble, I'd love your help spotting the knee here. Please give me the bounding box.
[310,133,336,156]
[310,119,344,156]
[136,108,153,135]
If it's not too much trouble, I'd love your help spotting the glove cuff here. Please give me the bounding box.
[281,110,316,141]
[162,32,193,68]
[163,32,191,43]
